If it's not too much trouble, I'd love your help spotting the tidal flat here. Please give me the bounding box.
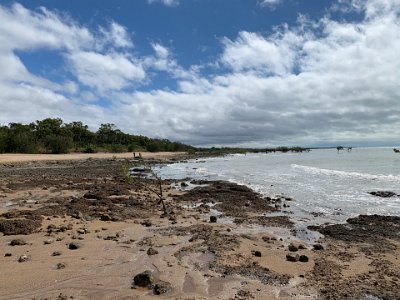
[0,154,399,300]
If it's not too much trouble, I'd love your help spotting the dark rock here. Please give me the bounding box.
[133,270,154,287]
[4,253,12,257]
[288,243,298,252]
[56,262,66,269]
[153,281,172,295]
[369,191,397,198]
[0,218,42,235]
[52,251,62,256]
[147,247,159,255]
[141,219,152,227]
[313,244,324,250]
[100,214,112,221]
[180,182,188,187]
[9,239,27,246]
[68,242,81,250]
[210,216,217,223]
[299,255,309,262]
[286,253,299,262]
[252,250,262,257]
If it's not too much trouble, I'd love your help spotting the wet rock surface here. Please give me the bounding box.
[369,191,398,198]
[308,214,400,252]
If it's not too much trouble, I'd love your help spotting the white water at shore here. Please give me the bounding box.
[156,147,400,224]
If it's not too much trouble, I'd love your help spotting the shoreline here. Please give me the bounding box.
[0,152,188,165]
[0,157,399,299]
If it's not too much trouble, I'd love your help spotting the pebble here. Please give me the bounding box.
[68,242,81,250]
[18,254,29,263]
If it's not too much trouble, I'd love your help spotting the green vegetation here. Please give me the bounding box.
[0,118,194,154]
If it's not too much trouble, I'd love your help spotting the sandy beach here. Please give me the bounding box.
[0,152,186,164]
[0,155,399,300]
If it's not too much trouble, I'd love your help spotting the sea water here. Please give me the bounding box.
[155,147,400,225]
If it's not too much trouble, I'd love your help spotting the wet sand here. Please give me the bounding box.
[0,156,399,299]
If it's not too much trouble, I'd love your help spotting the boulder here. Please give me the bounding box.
[286,253,299,262]
[210,216,217,223]
[299,255,309,262]
[133,270,154,287]
[313,244,324,251]
[288,243,298,252]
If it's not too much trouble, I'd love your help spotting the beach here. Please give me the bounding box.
[0,153,399,299]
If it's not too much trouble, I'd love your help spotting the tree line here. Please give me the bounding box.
[0,118,195,154]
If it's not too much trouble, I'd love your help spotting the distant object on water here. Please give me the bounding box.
[394,148,400,153]
[336,146,352,153]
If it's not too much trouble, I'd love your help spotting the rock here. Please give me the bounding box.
[153,281,172,295]
[44,239,54,245]
[147,247,159,255]
[133,270,154,287]
[77,229,86,234]
[252,250,262,257]
[299,255,309,262]
[369,191,397,198]
[52,251,62,256]
[9,239,27,246]
[286,253,299,262]
[288,243,298,252]
[141,219,152,227]
[18,254,29,263]
[313,244,324,250]
[68,242,81,250]
[4,253,12,257]
[298,244,307,250]
[180,182,188,187]
[100,214,112,221]
[210,216,217,223]
[56,262,66,269]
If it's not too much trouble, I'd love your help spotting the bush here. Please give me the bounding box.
[44,135,73,154]
[83,145,97,153]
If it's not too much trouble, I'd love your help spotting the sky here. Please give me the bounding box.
[0,0,399,147]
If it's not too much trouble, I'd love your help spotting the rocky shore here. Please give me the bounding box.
[0,155,399,299]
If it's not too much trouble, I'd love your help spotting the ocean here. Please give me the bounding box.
[155,147,400,225]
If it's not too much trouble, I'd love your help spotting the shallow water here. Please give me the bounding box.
[156,147,400,224]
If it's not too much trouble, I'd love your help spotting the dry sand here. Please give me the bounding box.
[0,152,185,164]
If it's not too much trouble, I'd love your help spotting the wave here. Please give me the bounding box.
[291,164,400,182]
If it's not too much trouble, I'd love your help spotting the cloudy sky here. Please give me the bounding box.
[0,0,399,147]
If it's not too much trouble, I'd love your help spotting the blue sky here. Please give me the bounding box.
[0,0,399,147]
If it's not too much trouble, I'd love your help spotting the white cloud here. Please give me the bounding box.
[67,51,146,92]
[221,30,303,75]
[0,3,94,52]
[259,0,283,9]
[101,22,133,48]
[147,0,180,7]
